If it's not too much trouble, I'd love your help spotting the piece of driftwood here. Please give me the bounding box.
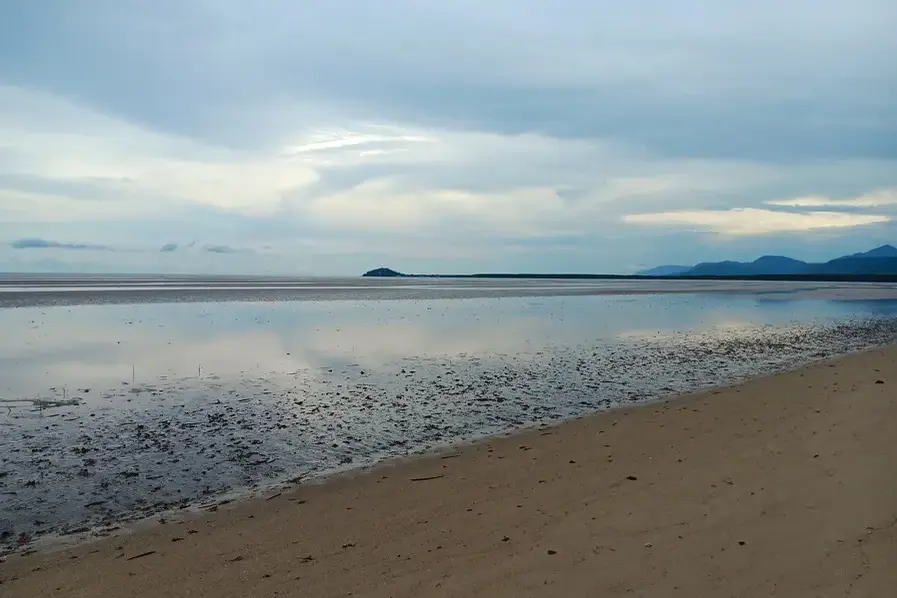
[126,551,157,561]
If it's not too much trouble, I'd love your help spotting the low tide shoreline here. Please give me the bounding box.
[4,277,897,308]
[3,311,896,553]
[2,345,896,597]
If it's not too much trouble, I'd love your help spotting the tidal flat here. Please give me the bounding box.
[2,278,897,553]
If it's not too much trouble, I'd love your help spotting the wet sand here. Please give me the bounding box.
[3,295,896,548]
[2,346,895,597]
[4,275,897,308]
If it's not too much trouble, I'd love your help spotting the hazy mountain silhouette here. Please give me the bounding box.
[635,265,692,276]
[829,244,897,261]
[640,245,897,277]
[687,255,811,276]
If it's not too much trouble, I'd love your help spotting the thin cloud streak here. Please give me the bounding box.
[623,209,891,236]
[767,188,897,208]
[10,238,113,251]
[203,244,254,254]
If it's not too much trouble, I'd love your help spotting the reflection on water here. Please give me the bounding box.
[4,294,897,398]
[1,293,897,551]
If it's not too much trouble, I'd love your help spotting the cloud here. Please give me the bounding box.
[6,1,897,160]
[203,244,248,254]
[1,2,896,274]
[160,243,178,252]
[10,237,112,251]
[298,181,585,238]
[766,188,897,208]
[622,209,891,236]
[0,85,320,221]
[5,0,895,160]
[0,86,737,241]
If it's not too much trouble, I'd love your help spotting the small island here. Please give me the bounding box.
[362,267,406,277]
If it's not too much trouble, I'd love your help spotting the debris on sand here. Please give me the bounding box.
[126,551,157,561]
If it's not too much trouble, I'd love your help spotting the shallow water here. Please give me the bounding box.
[2,289,897,552]
[3,275,897,307]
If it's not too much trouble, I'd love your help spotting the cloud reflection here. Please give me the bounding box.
[0,294,884,397]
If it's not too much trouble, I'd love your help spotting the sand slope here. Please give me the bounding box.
[2,347,896,597]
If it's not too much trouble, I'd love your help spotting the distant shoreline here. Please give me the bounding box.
[365,244,897,281]
[4,277,897,309]
[4,271,897,284]
[365,271,897,283]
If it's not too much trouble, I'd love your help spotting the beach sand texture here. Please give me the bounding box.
[2,346,895,597]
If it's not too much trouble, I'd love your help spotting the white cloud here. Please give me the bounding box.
[2,82,897,273]
[298,181,584,238]
[0,85,719,238]
[0,189,163,223]
[623,208,890,235]
[284,129,434,156]
[0,85,319,218]
[766,188,897,208]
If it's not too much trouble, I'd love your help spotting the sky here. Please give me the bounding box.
[1,0,896,275]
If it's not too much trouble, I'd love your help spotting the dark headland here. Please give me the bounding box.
[362,267,406,277]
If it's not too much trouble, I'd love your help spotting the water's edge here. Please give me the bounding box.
[8,329,895,557]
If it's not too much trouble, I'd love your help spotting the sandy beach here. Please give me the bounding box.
[2,346,896,597]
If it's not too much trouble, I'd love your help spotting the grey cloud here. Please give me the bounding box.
[330,85,897,162]
[204,245,235,254]
[203,244,253,254]
[10,238,112,251]
[1,1,894,160]
[160,243,178,252]
[0,173,137,202]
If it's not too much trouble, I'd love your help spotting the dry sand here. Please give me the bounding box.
[2,347,896,597]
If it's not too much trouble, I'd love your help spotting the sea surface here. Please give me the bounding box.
[2,276,897,552]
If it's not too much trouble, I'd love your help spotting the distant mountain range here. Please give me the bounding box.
[637,245,897,277]
[635,265,693,277]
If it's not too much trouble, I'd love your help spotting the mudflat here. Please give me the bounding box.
[4,275,897,309]
[2,346,895,597]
